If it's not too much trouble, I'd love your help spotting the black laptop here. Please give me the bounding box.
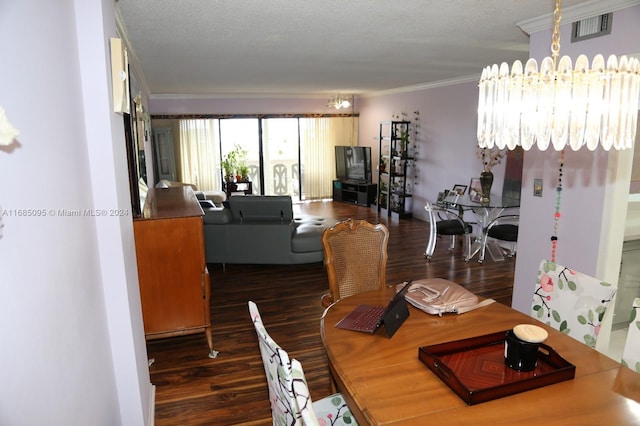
[335,281,412,338]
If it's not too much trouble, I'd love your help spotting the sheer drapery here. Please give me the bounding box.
[300,116,358,200]
[179,119,221,191]
[175,116,357,198]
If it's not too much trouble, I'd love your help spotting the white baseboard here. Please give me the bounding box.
[148,384,156,426]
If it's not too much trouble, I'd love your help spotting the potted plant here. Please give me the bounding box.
[221,154,236,182]
[221,144,249,182]
[238,164,250,182]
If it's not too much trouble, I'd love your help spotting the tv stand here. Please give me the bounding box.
[333,180,377,207]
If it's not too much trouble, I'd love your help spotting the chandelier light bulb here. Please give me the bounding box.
[327,94,352,110]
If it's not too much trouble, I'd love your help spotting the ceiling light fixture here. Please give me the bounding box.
[327,94,352,110]
[477,0,640,151]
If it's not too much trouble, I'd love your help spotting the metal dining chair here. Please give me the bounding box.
[478,214,519,263]
[424,201,473,261]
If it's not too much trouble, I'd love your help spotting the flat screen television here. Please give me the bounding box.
[335,146,372,183]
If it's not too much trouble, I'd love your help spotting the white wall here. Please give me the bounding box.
[0,1,151,425]
[511,3,640,314]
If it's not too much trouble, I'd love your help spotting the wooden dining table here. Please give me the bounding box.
[321,286,640,425]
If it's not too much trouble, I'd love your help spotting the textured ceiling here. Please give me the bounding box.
[115,0,625,97]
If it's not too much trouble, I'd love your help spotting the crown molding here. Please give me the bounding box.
[149,93,336,101]
[518,0,640,35]
[362,74,480,98]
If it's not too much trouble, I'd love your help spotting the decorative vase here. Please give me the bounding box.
[479,171,493,203]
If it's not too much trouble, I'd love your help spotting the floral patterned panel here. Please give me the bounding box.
[248,301,357,425]
[621,298,640,373]
[531,260,617,348]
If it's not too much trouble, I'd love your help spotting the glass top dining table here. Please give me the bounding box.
[441,192,520,210]
[440,193,520,261]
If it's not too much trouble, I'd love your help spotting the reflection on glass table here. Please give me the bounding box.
[440,193,520,262]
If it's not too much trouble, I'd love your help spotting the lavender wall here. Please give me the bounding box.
[357,82,507,222]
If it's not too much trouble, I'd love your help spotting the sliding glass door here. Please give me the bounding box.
[262,118,300,199]
[219,118,261,193]
[171,115,358,201]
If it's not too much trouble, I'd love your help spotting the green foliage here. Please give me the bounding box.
[552,310,561,323]
[584,335,596,348]
[221,144,248,177]
[559,320,568,333]
[578,315,587,325]
[542,261,557,273]
[330,396,343,406]
[238,164,250,180]
[567,280,577,291]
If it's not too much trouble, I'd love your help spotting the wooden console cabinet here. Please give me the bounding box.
[133,186,216,358]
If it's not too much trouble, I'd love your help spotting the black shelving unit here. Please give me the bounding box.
[377,120,413,219]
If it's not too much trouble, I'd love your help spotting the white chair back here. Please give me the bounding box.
[248,301,357,425]
[531,260,617,348]
[249,301,307,425]
[621,298,640,373]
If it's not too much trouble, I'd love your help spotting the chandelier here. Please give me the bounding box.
[327,93,352,110]
[477,0,640,151]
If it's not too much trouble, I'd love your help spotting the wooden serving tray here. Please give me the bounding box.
[418,330,576,405]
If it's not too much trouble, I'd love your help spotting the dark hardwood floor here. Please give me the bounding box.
[146,201,516,425]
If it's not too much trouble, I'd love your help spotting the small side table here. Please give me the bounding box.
[223,181,253,198]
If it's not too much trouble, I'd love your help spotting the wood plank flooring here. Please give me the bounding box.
[146,201,516,425]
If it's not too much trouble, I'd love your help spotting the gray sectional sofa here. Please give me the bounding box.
[201,195,337,265]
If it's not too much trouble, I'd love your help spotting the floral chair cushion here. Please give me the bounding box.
[248,301,357,425]
[531,260,617,348]
[621,298,640,373]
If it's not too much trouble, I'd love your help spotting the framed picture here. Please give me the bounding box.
[452,184,467,196]
[437,191,446,203]
[469,178,482,202]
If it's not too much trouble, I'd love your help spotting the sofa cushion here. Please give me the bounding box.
[291,223,325,253]
[203,208,233,224]
[202,190,227,205]
[294,215,339,227]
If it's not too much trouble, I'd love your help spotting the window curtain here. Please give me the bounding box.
[300,116,358,200]
[179,119,221,191]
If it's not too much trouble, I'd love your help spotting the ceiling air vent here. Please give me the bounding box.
[571,13,612,42]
